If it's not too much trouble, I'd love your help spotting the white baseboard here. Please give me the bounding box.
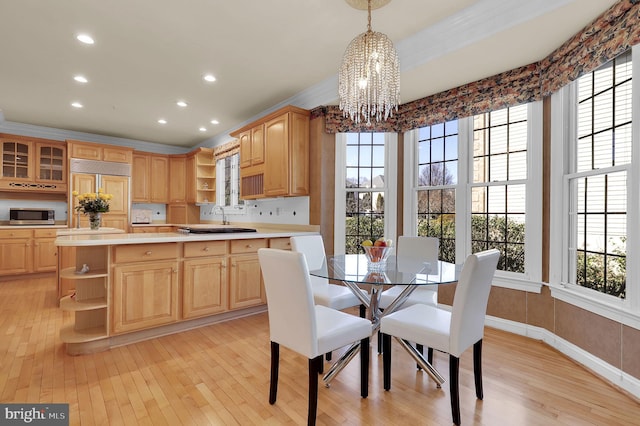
[485,315,640,399]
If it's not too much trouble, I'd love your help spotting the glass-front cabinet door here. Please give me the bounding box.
[36,143,65,183]
[2,140,31,180]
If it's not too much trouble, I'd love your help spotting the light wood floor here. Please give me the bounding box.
[1,276,638,425]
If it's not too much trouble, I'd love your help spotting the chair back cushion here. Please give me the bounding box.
[258,248,318,357]
[449,249,500,357]
[396,236,439,273]
[290,235,329,290]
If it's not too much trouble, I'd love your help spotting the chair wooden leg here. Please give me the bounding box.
[473,339,483,400]
[449,355,461,425]
[269,342,279,404]
[308,355,323,426]
[427,347,433,364]
[360,337,370,398]
[359,304,366,318]
[325,352,332,361]
[382,333,392,390]
[377,330,383,354]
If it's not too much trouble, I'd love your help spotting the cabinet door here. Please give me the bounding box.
[151,155,169,203]
[103,147,132,163]
[101,175,129,216]
[1,140,32,180]
[71,173,97,228]
[289,111,310,196]
[239,131,252,168]
[112,261,179,334]
[33,229,58,272]
[169,156,187,202]
[0,233,32,275]
[185,155,196,203]
[70,143,102,160]
[251,125,264,165]
[131,154,150,202]
[183,257,228,318]
[229,254,265,310]
[264,114,289,197]
[36,143,66,184]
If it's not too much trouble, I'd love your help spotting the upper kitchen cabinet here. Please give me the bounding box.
[230,105,309,200]
[192,148,215,204]
[132,152,169,203]
[169,155,187,203]
[67,139,133,163]
[0,134,67,193]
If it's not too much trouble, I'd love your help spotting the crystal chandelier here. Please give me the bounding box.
[339,0,400,125]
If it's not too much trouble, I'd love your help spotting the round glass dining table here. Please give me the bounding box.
[309,253,460,386]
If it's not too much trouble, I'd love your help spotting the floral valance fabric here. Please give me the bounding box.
[213,139,239,160]
[317,0,640,134]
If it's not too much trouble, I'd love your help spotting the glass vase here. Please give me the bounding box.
[88,212,101,230]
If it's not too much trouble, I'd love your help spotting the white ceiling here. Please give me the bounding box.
[0,0,619,149]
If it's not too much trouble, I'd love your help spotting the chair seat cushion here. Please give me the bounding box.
[315,305,372,356]
[380,303,451,353]
[379,286,437,309]
[314,284,367,311]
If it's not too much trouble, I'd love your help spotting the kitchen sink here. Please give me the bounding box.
[177,227,257,234]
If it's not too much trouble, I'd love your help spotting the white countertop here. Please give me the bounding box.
[55,229,316,246]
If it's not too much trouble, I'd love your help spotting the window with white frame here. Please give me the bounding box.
[216,153,240,207]
[406,102,542,282]
[335,132,397,254]
[564,49,632,299]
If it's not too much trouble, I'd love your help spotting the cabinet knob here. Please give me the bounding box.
[246,244,253,248]
[203,246,210,252]
[145,251,152,256]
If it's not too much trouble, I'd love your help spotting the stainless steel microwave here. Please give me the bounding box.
[9,208,55,225]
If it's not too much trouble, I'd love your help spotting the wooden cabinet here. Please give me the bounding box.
[112,243,180,334]
[169,156,187,203]
[269,237,292,250]
[238,126,264,168]
[183,241,228,319]
[264,109,310,197]
[0,228,58,276]
[166,203,199,224]
[0,229,32,275]
[58,245,109,351]
[193,148,215,204]
[67,140,132,163]
[32,229,58,272]
[0,134,67,193]
[132,152,169,203]
[228,238,268,310]
[231,105,309,200]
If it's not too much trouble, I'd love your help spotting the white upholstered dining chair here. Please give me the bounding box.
[380,248,500,425]
[258,248,372,426]
[290,235,367,317]
[377,236,439,357]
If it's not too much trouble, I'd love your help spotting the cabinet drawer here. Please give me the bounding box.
[184,241,227,257]
[114,243,178,263]
[230,238,267,254]
[269,237,291,250]
[0,229,32,239]
[33,229,58,238]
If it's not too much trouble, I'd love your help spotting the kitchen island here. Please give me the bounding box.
[56,227,316,355]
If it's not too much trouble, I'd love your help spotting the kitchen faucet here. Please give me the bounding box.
[213,205,229,225]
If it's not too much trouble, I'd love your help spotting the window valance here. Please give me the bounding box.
[213,140,239,160]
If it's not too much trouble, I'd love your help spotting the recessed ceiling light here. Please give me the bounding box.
[157,119,167,124]
[71,102,83,108]
[203,74,216,82]
[76,34,94,45]
[210,119,219,125]
[199,127,207,132]
[74,75,88,83]
[176,100,188,107]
